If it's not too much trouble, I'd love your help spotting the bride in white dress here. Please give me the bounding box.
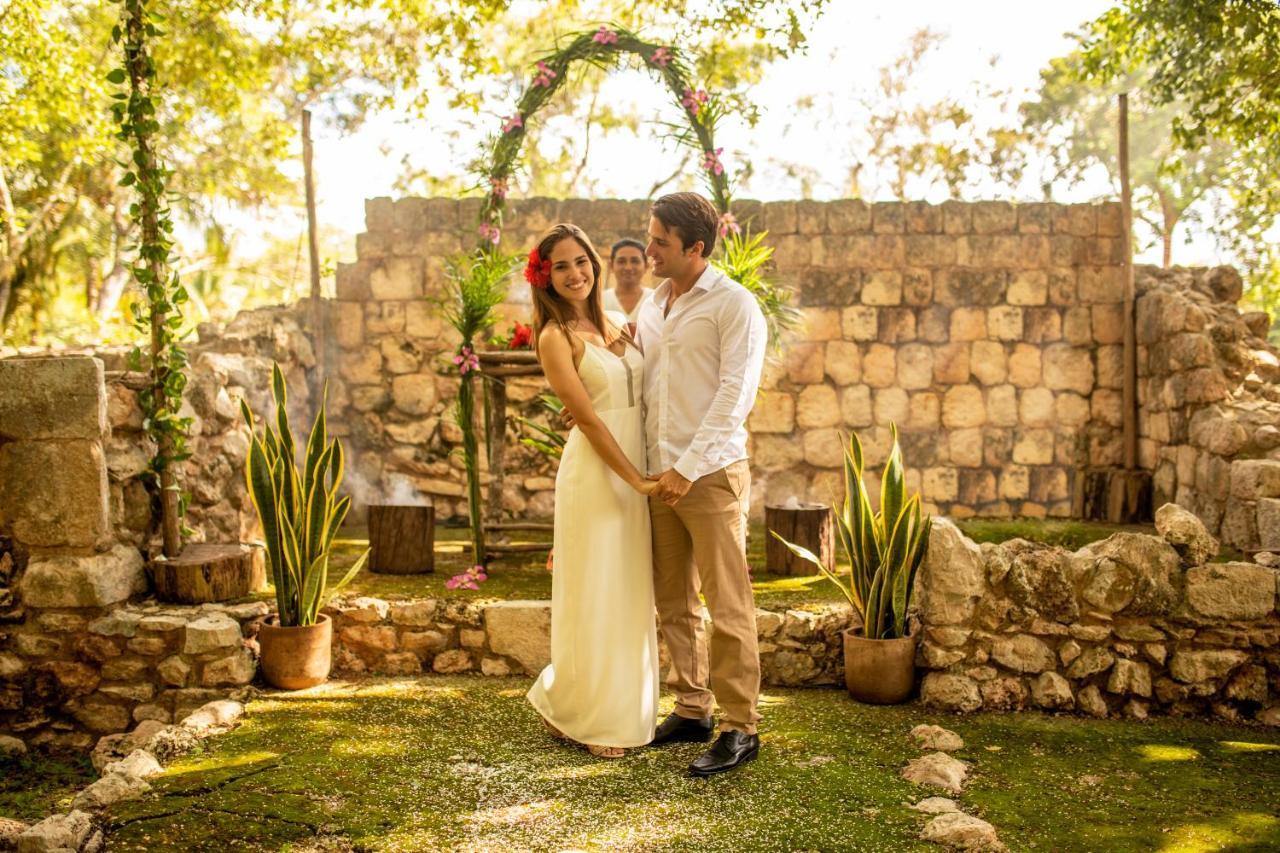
[524,223,660,759]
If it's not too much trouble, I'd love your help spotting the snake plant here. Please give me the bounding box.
[241,363,367,627]
[771,424,932,640]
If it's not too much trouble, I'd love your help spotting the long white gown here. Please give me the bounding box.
[527,337,659,748]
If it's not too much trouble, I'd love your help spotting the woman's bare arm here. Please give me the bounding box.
[538,325,653,495]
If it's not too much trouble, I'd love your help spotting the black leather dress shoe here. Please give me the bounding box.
[650,712,715,746]
[688,730,759,777]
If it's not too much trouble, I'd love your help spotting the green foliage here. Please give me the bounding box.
[441,249,519,344]
[1019,51,1234,267]
[100,676,1280,852]
[476,24,736,247]
[517,394,568,461]
[711,228,799,350]
[1077,1,1280,316]
[240,363,367,627]
[771,426,932,640]
[441,249,520,566]
[112,0,193,549]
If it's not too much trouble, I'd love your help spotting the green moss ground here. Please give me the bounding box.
[94,677,1280,852]
[0,752,95,820]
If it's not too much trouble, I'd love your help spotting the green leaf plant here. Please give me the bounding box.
[241,363,368,627]
[771,424,932,640]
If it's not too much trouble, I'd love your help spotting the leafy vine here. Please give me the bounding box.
[109,0,192,556]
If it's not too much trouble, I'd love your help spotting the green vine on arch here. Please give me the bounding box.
[476,24,736,247]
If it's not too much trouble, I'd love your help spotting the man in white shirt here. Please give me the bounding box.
[602,238,654,326]
[635,192,767,777]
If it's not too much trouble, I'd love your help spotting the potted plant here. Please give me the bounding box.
[771,424,932,704]
[241,363,368,690]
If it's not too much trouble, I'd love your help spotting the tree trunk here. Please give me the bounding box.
[124,1,181,558]
[1157,188,1178,269]
[765,503,835,576]
[368,504,435,574]
[148,542,266,603]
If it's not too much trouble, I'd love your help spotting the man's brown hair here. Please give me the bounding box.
[651,192,718,258]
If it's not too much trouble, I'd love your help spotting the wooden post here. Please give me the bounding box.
[1120,93,1137,471]
[302,110,325,383]
[368,504,435,574]
[148,543,266,603]
[485,376,508,523]
[765,503,835,576]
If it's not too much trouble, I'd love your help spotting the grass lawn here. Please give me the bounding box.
[95,677,1280,852]
[295,517,1175,611]
[0,752,95,821]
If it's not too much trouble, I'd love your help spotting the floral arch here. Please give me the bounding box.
[472,24,740,249]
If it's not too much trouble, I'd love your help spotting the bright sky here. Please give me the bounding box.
[243,0,1220,269]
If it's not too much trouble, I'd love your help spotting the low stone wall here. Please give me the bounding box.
[0,596,264,752]
[325,595,851,688]
[1136,266,1280,550]
[916,505,1280,723]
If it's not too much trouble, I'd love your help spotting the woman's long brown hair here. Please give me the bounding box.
[529,223,625,354]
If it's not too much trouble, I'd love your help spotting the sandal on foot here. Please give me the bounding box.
[587,744,625,759]
[542,718,568,741]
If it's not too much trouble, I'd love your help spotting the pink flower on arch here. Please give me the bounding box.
[592,26,618,45]
[477,222,501,245]
[717,212,741,237]
[502,113,524,134]
[649,47,671,68]
[453,344,481,375]
[489,176,508,200]
[702,147,725,176]
[682,87,709,116]
[534,61,557,88]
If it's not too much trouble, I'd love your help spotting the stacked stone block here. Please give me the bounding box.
[332,197,1131,521]
[1135,266,1280,549]
[325,594,850,688]
[915,506,1280,722]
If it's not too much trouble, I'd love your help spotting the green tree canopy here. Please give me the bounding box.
[1077,0,1280,312]
[2,0,826,343]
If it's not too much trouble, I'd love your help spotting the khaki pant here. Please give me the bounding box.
[649,459,760,734]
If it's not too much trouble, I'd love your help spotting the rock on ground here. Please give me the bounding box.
[1,817,31,850]
[911,725,965,752]
[912,797,960,815]
[143,725,201,762]
[921,812,1003,850]
[70,773,150,811]
[0,735,26,757]
[16,811,94,853]
[103,750,163,781]
[179,699,245,735]
[901,752,969,794]
[90,721,167,772]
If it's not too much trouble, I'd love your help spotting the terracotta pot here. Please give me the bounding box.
[842,628,918,704]
[258,613,332,690]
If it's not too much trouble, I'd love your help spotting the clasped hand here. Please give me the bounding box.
[559,409,691,504]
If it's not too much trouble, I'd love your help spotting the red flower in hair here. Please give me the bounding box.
[524,248,552,289]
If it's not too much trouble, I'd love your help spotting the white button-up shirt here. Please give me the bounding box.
[635,264,767,481]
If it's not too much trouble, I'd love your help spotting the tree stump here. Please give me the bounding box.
[765,503,835,576]
[1073,467,1152,523]
[369,504,435,574]
[148,543,266,604]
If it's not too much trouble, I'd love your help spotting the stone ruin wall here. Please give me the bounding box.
[6,197,1280,749]
[330,197,1136,525]
[1134,266,1280,551]
[915,507,1279,724]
